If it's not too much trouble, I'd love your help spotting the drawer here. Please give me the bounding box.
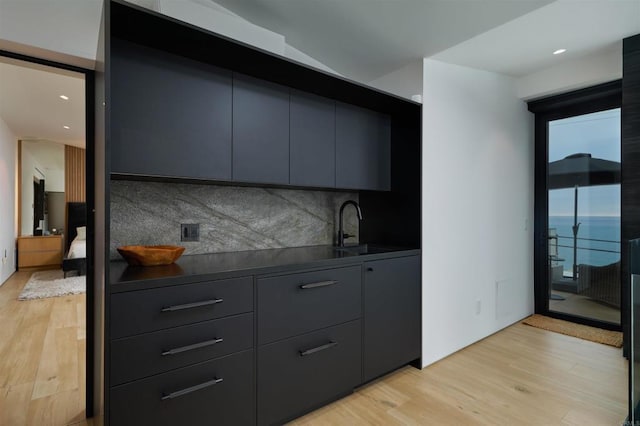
[111,313,253,385]
[257,266,360,344]
[257,320,361,426]
[18,236,61,251]
[111,276,253,339]
[18,250,62,268]
[111,349,254,426]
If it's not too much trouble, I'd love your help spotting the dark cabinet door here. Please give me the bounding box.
[336,102,391,191]
[111,38,232,180]
[363,255,420,382]
[290,90,336,187]
[110,276,253,339]
[257,320,361,426]
[233,74,290,184]
[110,313,254,386]
[110,349,254,426]
[257,266,361,345]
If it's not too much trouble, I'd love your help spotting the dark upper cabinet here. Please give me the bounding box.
[290,90,336,187]
[336,102,391,191]
[232,74,290,185]
[111,38,232,180]
[363,255,421,382]
[110,40,391,190]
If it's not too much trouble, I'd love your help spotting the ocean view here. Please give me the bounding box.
[549,216,621,271]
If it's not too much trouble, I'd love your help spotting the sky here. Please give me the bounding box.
[548,108,620,217]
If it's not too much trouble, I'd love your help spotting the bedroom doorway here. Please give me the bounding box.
[0,51,95,422]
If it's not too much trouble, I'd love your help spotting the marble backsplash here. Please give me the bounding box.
[110,181,359,259]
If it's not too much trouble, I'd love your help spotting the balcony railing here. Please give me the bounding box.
[555,235,621,255]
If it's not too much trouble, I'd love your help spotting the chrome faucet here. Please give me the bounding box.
[338,200,363,247]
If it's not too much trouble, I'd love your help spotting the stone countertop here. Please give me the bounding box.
[109,244,420,293]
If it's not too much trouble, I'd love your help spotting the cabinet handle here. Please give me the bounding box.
[366,267,373,272]
[161,298,223,312]
[299,341,338,357]
[161,377,223,401]
[161,337,224,356]
[299,280,337,289]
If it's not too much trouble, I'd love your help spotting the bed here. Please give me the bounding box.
[62,202,87,277]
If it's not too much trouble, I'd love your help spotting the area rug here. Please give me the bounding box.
[522,314,622,348]
[18,270,86,301]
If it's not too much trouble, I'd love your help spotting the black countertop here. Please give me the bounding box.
[109,244,420,293]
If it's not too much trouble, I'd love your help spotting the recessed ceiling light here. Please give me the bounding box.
[553,49,567,55]
[59,95,69,100]
[63,125,70,129]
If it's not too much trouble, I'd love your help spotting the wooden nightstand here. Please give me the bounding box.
[17,235,63,270]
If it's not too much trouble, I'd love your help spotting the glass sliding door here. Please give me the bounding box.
[547,108,621,325]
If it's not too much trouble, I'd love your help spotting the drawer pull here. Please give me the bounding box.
[299,341,338,357]
[161,298,223,312]
[161,377,223,401]
[161,337,224,356]
[299,280,337,289]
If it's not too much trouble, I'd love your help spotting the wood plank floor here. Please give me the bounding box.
[0,270,628,425]
[291,323,628,425]
[0,271,86,426]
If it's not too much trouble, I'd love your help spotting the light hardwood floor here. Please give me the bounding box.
[0,271,628,425]
[291,323,627,425]
[0,270,86,426]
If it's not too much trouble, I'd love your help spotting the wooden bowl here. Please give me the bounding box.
[117,245,185,266]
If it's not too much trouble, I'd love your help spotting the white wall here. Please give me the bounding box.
[421,59,534,367]
[0,117,17,285]
[516,47,622,100]
[367,61,423,102]
[0,0,101,68]
[44,165,64,192]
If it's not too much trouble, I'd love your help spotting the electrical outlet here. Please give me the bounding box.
[475,299,481,315]
[181,224,200,242]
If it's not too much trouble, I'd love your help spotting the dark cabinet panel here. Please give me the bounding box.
[336,102,391,190]
[111,313,253,385]
[290,90,336,187]
[257,320,361,426]
[257,266,361,345]
[110,350,254,426]
[111,38,232,180]
[363,255,420,382]
[111,276,253,339]
[233,74,290,184]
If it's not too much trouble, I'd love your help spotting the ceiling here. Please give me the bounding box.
[0,0,637,145]
[210,0,555,82]
[0,57,85,147]
[432,0,640,77]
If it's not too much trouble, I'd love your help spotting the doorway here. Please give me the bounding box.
[547,110,621,325]
[529,81,622,331]
[0,50,94,421]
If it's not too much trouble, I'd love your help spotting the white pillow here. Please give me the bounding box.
[76,226,86,240]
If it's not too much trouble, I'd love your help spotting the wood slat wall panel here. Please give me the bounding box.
[65,145,86,203]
